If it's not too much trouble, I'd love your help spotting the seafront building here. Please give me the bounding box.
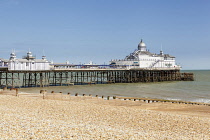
[0,51,51,71]
[110,40,180,69]
[0,40,180,71]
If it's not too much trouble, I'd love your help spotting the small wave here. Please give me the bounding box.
[164,98,182,101]
[191,98,210,103]
[164,97,210,103]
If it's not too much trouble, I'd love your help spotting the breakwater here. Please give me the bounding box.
[3,89,209,106]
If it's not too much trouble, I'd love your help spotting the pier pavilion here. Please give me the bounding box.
[110,39,180,69]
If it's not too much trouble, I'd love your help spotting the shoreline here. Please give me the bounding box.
[3,88,210,106]
[0,90,210,139]
[2,90,210,116]
[16,78,210,104]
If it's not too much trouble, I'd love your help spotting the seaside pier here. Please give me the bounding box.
[0,68,194,88]
[0,40,194,88]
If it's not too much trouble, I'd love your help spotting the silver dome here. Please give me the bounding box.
[138,39,146,50]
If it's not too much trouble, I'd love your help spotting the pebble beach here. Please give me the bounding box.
[0,91,210,139]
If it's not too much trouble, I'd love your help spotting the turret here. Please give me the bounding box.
[160,50,164,55]
[42,56,47,60]
[24,51,35,60]
[160,44,164,55]
[10,52,16,60]
[138,39,147,51]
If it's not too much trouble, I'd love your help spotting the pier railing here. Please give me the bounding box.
[53,67,181,71]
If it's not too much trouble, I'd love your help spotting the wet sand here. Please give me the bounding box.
[0,90,210,139]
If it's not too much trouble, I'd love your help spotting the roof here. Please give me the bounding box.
[124,49,175,61]
[0,58,9,62]
[15,59,50,63]
[0,58,50,63]
[163,54,175,58]
[138,51,153,56]
[138,39,146,48]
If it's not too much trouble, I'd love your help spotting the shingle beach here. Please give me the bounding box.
[0,91,210,139]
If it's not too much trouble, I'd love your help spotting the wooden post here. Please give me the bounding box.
[15,88,18,96]
[3,87,7,91]
[40,90,44,94]
[42,90,46,99]
[107,96,110,100]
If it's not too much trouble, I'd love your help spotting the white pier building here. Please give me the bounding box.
[0,51,51,71]
[110,40,180,69]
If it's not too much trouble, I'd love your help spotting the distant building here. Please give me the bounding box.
[110,39,180,69]
[0,51,51,71]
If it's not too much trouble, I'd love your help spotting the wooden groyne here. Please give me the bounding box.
[53,92,209,106]
[0,69,194,88]
[3,89,208,107]
[114,96,210,106]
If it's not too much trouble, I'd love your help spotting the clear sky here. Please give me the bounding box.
[0,0,209,70]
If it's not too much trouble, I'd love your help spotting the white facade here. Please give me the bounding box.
[110,40,180,69]
[0,51,51,71]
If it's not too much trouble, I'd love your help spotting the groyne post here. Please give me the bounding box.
[107,96,110,100]
[40,90,47,99]
[15,88,18,96]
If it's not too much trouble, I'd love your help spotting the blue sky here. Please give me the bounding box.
[0,0,209,69]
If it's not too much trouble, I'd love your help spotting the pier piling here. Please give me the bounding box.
[0,69,193,88]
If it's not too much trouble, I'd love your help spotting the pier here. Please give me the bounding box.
[0,40,195,89]
[0,68,194,88]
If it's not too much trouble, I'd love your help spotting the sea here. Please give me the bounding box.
[19,70,210,103]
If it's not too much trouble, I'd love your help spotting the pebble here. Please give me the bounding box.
[0,94,209,139]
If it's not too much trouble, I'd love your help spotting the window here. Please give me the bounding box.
[165,64,172,67]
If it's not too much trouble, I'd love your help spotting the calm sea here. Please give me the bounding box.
[19,70,210,103]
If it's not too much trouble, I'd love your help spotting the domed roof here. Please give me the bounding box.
[138,39,146,48]
[10,52,15,55]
